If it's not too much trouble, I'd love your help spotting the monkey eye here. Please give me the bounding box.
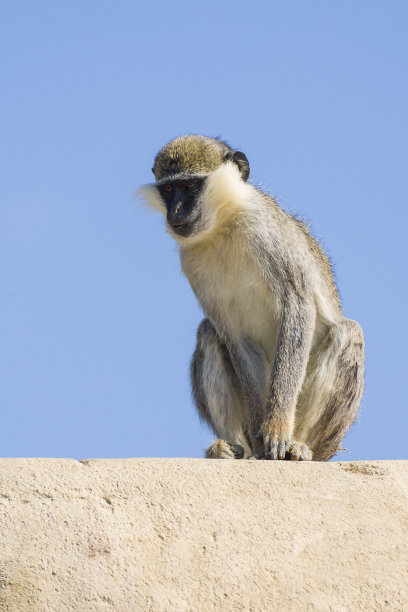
[186,180,197,189]
[163,183,172,193]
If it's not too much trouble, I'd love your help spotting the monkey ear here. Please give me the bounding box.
[232,151,250,182]
[151,167,155,175]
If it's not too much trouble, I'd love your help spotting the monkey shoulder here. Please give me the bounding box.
[240,190,339,307]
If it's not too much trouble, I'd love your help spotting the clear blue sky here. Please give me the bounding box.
[1,1,407,460]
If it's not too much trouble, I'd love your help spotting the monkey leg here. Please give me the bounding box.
[191,319,252,458]
[294,319,364,461]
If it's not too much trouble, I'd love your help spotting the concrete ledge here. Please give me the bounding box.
[0,458,407,611]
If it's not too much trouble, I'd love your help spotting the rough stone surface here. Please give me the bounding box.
[0,458,407,611]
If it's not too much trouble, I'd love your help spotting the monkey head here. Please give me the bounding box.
[142,135,250,241]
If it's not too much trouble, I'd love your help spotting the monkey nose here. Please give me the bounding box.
[168,201,185,228]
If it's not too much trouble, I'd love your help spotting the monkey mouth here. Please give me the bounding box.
[171,221,194,237]
[168,210,203,238]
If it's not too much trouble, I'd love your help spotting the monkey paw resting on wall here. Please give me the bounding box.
[140,135,364,461]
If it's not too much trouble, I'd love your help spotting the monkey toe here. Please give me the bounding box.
[205,439,244,459]
[287,443,301,460]
[288,442,313,461]
[299,444,313,461]
[230,444,245,459]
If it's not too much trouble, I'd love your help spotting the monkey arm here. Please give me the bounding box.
[262,296,315,460]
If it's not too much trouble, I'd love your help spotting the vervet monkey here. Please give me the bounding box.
[141,135,364,461]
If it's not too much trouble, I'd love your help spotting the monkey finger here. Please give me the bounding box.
[277,440,288,460]
[265,439,279,460]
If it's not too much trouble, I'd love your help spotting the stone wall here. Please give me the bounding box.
[0,458,407,611]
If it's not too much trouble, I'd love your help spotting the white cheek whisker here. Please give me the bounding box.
[137,184,166,214]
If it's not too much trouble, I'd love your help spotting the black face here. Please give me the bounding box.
[158,177,207,237]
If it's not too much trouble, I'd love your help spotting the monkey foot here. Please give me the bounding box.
[205,439,245,459]
[287,441,313,461]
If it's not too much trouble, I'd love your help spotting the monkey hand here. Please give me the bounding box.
[261,420,312,461]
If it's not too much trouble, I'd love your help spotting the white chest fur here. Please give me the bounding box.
[181,235,280,363]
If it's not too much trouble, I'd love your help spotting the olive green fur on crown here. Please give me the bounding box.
[153,135,231,182]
